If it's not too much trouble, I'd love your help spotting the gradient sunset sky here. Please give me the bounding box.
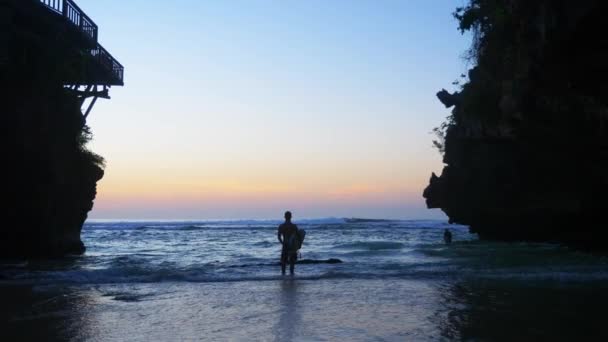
[80,0,470,220]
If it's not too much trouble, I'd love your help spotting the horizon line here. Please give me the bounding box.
[86,216,449,222]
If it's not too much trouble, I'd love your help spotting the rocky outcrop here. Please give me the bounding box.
[1,0,104,258]
[3,88,104,258]
[424,0,608,250]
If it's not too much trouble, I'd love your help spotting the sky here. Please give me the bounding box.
[79,0,471,220]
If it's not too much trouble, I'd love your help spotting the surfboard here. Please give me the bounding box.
[296,229,306,250]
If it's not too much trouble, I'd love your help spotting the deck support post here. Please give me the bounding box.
[84,96,98,120]
[78,85,93,106]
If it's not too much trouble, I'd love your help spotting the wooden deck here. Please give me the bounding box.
[39,0,124,86]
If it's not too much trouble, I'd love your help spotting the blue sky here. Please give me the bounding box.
[78,0,470,220]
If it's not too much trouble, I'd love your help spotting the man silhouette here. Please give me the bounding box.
[278,211,298,275]
[443,228,453,244]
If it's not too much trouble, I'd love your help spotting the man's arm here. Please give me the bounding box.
[277,226,283,244]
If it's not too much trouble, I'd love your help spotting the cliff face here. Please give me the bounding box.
[3,88,104,258]
[1,1,104,258]
[424,0,608,249]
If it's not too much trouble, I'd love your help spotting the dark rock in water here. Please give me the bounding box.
[0,1,106,258]
[297,258,343,264]
[231,259,343,267]
[424,1,608,251]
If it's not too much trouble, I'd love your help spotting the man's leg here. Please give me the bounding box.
[289,252,296,275]
[281,250,287,275]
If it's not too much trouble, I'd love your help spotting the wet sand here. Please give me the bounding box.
[1,279,439,341]
[3,278,608,341]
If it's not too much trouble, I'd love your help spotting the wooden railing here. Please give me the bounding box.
[39,0,62,14]
[38,0,123,85]
[91,45,125,85]
[39,0,98,42]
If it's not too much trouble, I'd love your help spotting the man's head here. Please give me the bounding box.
[284,211,292,221]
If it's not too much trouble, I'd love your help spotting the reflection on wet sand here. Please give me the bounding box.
[0,285,96,341]
[7,276,608,340]
[435,279,608,340]
[274,278,303,342]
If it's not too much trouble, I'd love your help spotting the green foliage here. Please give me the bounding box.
[78,125,105,168]
[454,0,510,62]
[432,121,452,154]
[432,1,517,154]
[454,0,508,33]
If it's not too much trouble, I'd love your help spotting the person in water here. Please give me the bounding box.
[443,228,453,244]
[278,211,299,275]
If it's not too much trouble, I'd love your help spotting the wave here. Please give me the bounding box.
[84,218,350,230]
[1,268,439,285]
[336,241,405,250]
[344,218,394,223]
[82,219,460,233]
[5,257,608,286]
[227,258,343,268]
[0,258,346,285]
[8,267,607,286]
[251,240,277,248]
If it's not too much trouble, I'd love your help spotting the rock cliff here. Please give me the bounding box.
[424,0,608,249]
[1,0,104,257]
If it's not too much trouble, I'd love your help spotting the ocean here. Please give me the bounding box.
[2,219,608,341]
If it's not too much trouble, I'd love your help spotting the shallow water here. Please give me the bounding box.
[2,219,608,340]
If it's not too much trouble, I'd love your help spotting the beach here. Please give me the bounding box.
[2,219,608,341]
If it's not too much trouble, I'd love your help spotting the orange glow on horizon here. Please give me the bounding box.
[89,151,437,219]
